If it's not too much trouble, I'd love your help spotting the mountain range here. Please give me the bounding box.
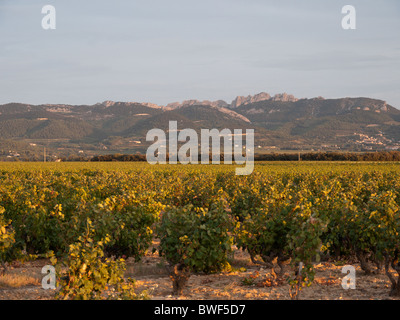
[1,93,400,160]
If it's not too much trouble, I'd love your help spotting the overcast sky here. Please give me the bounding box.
[1,0,399,108]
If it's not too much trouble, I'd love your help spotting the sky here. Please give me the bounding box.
[0,0,400,108]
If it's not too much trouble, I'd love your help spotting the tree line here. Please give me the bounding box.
[3,151,400,162]
[88,151,400,162]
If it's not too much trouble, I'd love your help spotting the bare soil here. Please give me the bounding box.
[0,245,398,300]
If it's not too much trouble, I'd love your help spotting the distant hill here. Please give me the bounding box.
[1,94,400,160]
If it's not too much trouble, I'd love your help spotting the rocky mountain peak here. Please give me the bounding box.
[166,99,229,109]
[230,92,271,108]
[100,100,116,107]
[271,93,298,103]
[230,92,299,108]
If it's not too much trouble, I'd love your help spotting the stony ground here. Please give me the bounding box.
[0,245,398,300]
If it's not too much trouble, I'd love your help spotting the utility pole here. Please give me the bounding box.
[44,147,46,163]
